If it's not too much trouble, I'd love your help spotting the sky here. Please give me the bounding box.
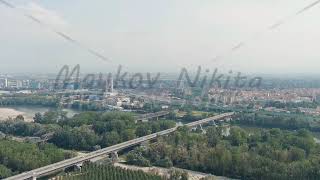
[0,0,320,75]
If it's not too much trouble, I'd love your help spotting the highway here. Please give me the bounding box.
[5,112,234,180]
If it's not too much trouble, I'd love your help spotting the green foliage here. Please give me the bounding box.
[0,95,59,107]
[60,112,99,127]
[0,111,175,151]
[229,127,247,146]
[57,163,162,180]
[100,131,121,147]
[135,124,152,137]
[33,112,43,123]
[155,157,173,168]
[127,126,320,180]
[0,140,72,178]
[206,126,221,147]
[182,110,199,122]
[126,147,151,167]
[0,120,59,137]
[264,100,318,109]
[50,126,99,151]
[0,164,12,179]
[235,112,320,131]
[168,169,188,180]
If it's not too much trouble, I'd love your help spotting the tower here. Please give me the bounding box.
[105,76,114,93]
[5,78,8,88]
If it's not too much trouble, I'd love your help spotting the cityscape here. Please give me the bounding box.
[1,0,320,180]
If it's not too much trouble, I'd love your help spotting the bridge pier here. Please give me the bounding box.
[199,124,206,134]
[111,151,119,163]
[30,172,37,180]
[141,140,149,147]
[30,176,37,180]
[75,162,83,170]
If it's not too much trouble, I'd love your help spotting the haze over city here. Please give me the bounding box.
[3,1,320,180]
[1,0,320,74]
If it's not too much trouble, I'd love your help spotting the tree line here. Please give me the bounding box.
[55,163,163,180]
[0,95,59,107]
[234,112,320,131]
[264,100,318,109]
[0,139,73,179]
[0,111,176,151]
[126,126,320,180]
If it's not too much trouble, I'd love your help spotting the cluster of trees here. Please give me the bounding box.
[0,95,59,107]
[48,111,175,151]
[56,163,162,180]
[126,126,320,179]
[264,100,318,109]
[235,112,320,131]
[50,126,100,151]
[0,139,73,179]
[70,101,105,111]
[0,119,61,137]
[0,93,108,111]
[181,110,212,122]
[0,111,176,151]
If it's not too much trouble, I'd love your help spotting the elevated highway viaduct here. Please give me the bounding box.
[5,112,234,180]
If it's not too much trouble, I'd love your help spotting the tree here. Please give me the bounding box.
[126,149,151,167]
[183,110,195,122]
[229,127,247,146]
[169,169,189,180]
[33,112,43,123]
[289,147,305,161]
[125,124,320,179]
[38,111,60,124]
[15,115,24,121]
[167,111,177,120]
[135,125,152,137]
[121,129,136,141]
[0,139,70,176]
[155,157,173,168]
[101,131,121,147]
[0,165,12,179]
[206,127,220,147]
[50,126,99,150]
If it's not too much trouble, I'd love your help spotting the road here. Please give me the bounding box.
[5,112,234,180]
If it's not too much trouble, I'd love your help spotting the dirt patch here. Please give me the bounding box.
[0,108,33,122]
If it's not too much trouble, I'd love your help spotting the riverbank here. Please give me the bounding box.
[0,106,80,122]
[0,108,33,122]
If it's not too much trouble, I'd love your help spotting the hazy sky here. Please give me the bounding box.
[0,0,320,75]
